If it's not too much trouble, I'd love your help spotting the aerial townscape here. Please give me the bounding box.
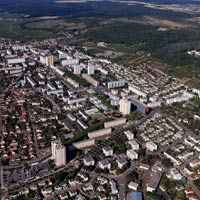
[1,0,200,200]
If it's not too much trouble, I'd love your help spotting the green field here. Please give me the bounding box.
[0,19,54,41]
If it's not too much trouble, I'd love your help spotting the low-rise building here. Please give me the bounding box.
[128,140,140,150]
[116,157,127,169]
[103,146,113,157]
[124,130,134,141]
[146,141,158,151]
[146,173,161,192]
[128,182,139,191]
[127,149,138,160]
[83,156,95,166]
[98,159,111,170]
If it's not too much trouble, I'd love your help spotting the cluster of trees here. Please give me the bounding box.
[64,69,90,87]
[64,118,112,145]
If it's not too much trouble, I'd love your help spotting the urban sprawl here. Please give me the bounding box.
[0,37,200,200]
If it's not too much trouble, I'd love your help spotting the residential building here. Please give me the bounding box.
[83,156,95,166]
[98,160,111,170]
[102,146,113,157]
[127,149,138,160]
[82,74,99,87]
[119,98,131,115]
[40,55,54,67]
[51,140,66,167]
[128,140,140,150]
[146,173,161,192]
[74,65,81,75]
[124,130,134,140]
[104,118,126,129]
[128,182,139,191]
[107,80,125,89]
[88,64,95,75]
[146,141,158,151]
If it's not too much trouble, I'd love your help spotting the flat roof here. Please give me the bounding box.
[131,192,143,200]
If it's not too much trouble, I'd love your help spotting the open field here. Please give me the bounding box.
[23,19,86,31]
[136,16,192,28]
[184,78,200,89]
[0,17,55,40]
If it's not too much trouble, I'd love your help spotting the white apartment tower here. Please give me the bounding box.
[73,65,81,75]
[119,98,131,115]
[40,55,54,67]
[88,64,95,75]
[51,140,66,167]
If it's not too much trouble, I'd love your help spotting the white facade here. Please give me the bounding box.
[126,149,138,160]
[128,85,147,98]
[103,147,113,157]
[98,160,111,170]
[104,118,126,129]
[74,65,81,75]
[40,55,54,67]
[7,57,25,65]
[128,182,139,191]
[124,130,134,140]
[98,67,108,75]
[193,88,200,98]
[72,139,95,150]
[146,141,158,151]
[166,92,193,105]
[107,80,125,89]
[67,97,86,105]
[67,78,79,88]
[50,66,65,76]
[148,101,161,108]
[51,140,66,167]
[88,64,95,75]
[128,140,140,150]
[119,98,131,115]
[83,156,95,166]
[88,128,112,139]
[61,59,79,66]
